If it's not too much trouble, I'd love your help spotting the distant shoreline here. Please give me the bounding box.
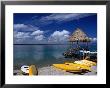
[14,44,70,45]
[14,43,97,45]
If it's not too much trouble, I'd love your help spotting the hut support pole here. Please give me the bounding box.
[69,42,71,49]
[76,40,79,49]
[83,56,84,59]
[86,42,89,50]
[82,48,85,59]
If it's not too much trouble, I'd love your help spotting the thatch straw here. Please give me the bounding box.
[69,28,91,42]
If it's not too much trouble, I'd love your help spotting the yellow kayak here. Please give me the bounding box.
[53,62,92,72]
[64,62,91,71]
[52,60,96,72]
[53,64,82,72]
[74,60,96,67]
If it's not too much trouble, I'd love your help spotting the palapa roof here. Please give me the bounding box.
[69,28,91,42]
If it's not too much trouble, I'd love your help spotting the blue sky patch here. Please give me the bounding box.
[14,13,97,44]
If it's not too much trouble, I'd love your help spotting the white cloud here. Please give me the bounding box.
[92,38,97,41]
[89,37,97,42]
[35,35,44,41]
[14,32,30,39]
[31,30,44,36]
[14,29,71,44]
[14,24,46,43]
[14,31,31,43]
[40,13,95,23]
[14,24,27,29]
[48,30,70,42]
[51,30,69,37]
[14,24,39,32]
[14,24,45,41]
[31,30,45,41]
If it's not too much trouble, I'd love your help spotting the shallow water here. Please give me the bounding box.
[14,43,97,70]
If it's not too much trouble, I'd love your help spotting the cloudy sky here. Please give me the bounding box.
[14,13,97,44]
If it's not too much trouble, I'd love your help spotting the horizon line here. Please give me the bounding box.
[14,44,70,45]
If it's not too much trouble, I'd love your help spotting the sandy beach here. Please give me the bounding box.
[14,65,97,75]
[38,66,97,75]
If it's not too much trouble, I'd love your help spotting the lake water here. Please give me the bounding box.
[14,43,97,70]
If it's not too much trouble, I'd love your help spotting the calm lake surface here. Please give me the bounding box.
[14,43,97,70]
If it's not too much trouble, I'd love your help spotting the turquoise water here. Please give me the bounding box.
[14,43,97,69]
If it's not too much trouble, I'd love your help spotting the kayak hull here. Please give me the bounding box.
[74,60,96,67]
[53,64,82,72]
[53,60,96,72]
[64,63,91,71]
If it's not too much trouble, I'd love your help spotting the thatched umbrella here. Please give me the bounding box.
[69,28,91,43]
[69,28,91,59]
